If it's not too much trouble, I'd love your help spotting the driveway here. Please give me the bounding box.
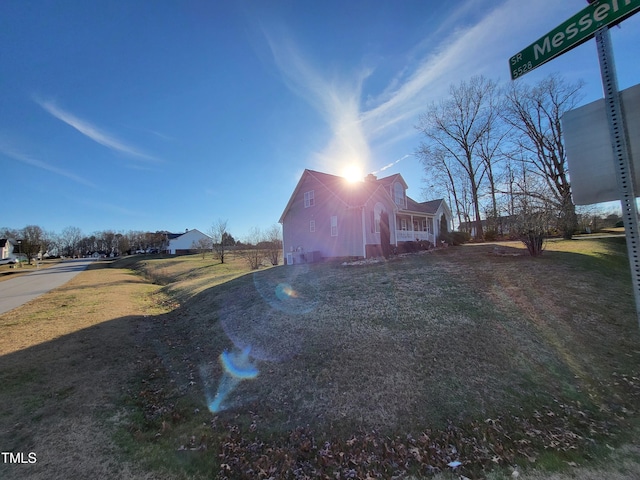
[0,258,96,316]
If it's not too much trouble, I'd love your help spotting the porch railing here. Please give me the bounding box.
[396,230,434,243]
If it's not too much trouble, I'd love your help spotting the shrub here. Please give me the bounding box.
[439,231,470,246]
[399,241,418,254]
[484,230,498,242]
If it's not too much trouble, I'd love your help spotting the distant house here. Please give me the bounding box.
[0,239,17,259]
[166,229,211,255]
[458,215,524,238]
[279,169,453,262]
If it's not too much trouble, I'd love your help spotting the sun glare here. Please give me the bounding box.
[341,164,364,183]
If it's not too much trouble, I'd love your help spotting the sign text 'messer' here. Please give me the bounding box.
[509,0,640,80]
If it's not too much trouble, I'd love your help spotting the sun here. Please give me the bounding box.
[341,164,364,183]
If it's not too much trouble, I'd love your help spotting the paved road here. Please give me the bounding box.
[0,258,96,316]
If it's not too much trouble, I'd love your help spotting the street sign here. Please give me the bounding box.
[563,82,640,205]
[509,0,640,80]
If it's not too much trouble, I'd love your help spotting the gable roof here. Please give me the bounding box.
[405,198,445,215]
[279,169,447,223]
[166,229,210,242]
[279,169,391,223]
[376,173,408,190]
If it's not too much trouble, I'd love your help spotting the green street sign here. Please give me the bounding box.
[509,0,640,80]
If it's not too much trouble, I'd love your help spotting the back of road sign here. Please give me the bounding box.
[562,82,640,206]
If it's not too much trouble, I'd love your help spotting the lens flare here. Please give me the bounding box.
[253,265,319,315]
[275,282,298,300]
[207,346,259,413]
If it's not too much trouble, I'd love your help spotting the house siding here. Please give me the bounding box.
[167,229,211,255]
[282,175,364,259]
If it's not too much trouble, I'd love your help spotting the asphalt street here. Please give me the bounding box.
[0,258,96,316]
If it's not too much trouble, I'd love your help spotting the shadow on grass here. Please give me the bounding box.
[2,241,640,479]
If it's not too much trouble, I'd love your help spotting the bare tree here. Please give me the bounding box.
[502,74,584,239]
[20,225,45,263]
[115,233,129,255]
[239,227,264,270]
[193,236,213,259]
[209,219,229,264]
[477,105,510,236]
[419,146,467,229]
[417,76,501,240]
[60,226,83,257]
[264,224,282,266]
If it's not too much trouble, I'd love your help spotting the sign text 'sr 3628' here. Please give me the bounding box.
[509,0,640,80]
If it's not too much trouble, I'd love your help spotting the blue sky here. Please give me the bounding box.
[1,0,639,240]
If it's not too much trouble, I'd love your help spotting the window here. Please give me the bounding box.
[394,182,404,207]
[373,202,384,233]
[330,215,338,237]
[310,220,315,232]
[427,218,434,234]
[401,218,408,231]
[304,190,315,208]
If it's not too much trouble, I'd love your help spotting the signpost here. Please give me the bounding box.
[509,0,640,326]
[509,0,640,80]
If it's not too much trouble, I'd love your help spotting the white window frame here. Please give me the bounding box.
[330,215,338,237]
[394,182,404,208]
[374,203,384,233]
[401,218,408,231]
[427,218,434,234]
[310,220,315,232]
[304,190,315,208]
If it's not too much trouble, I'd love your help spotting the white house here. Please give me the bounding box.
[166,229,211,255]
[0,239,17,260]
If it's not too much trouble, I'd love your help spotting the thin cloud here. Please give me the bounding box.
[263,0,568,172]
[34,96,160,163]
[263,26,372,172]
[0,140,97,188]
[373,154,412,175]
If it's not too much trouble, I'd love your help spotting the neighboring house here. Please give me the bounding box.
[459,215,519,238]
[279,169,453,262]
[0,239,17,259]
[166,229,211,255]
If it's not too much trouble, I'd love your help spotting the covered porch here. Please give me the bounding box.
[395,214,435,244]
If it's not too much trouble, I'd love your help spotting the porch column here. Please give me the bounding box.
[361,207,367,258]
[393,212,398,246]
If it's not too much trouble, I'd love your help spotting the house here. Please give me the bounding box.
[459,215,519,238]
[0,239,17,260]
[279,169,453,262]
[166,229,212,255]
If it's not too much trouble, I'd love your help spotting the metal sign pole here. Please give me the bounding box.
[594,26,640,327]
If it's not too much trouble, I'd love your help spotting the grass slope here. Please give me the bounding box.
[1,241,638,479]
[121,239,640,478]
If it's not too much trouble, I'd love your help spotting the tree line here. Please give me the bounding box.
[0,226,173,262]
[416,73,616,251]
[0,222,284,269]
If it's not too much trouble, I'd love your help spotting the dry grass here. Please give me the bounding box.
[0,260,174,480]
[2,243,640,479]
[121,239,640,478]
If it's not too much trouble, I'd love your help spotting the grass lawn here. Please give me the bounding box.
[1,242,639,479]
